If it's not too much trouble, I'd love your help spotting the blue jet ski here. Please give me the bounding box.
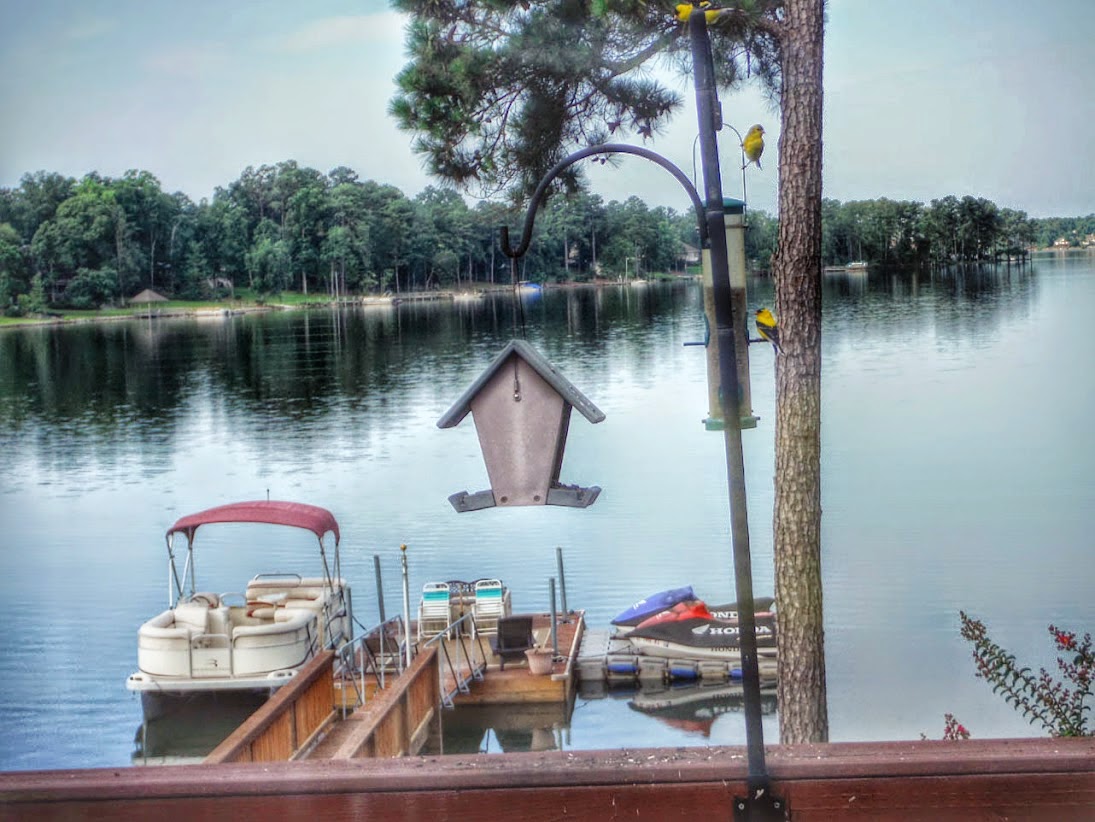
[611,586,696,627]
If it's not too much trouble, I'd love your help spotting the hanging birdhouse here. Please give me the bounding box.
[437,339,605,513]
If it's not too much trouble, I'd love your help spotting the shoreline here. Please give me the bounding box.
[0,277,698,331]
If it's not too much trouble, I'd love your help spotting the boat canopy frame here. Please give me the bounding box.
[163,500,343,607]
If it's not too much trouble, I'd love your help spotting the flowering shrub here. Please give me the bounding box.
[959,611,1092,737]
[941,713,970,740]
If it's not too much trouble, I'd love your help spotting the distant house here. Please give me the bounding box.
[680,243,701,266]
[1052,238,1072,248]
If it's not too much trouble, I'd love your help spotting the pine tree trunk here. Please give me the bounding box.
[772,0,828,744]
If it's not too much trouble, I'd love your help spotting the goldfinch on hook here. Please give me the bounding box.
[743,124,765,171]
[675,2,723,24]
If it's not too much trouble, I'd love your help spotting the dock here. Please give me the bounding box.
[447,612,581,706]
[200,610,583,763]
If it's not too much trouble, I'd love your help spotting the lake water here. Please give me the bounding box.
[1,253,1092,770]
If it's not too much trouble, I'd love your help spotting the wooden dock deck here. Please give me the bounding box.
[447,611,582,706]
[296,612,582,760]
[199,611,584,763]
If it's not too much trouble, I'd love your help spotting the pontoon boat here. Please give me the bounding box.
[126,501,353,708]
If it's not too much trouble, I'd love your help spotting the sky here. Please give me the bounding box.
[1,0,1092,219]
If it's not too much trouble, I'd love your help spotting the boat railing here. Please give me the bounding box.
[334,615,408,718]
[422,611,490,708]
[320,585,354,651]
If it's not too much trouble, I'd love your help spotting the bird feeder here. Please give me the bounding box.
[437,339,605,513]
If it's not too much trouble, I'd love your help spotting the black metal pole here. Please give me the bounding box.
[689,7,770,799]
[556,546,568,614]
[374,554,386,625]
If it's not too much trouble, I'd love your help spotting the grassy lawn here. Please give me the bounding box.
[0,290,335,328]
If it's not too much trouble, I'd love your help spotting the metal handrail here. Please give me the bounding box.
[335,611,492,716]
[334,615,408,718]
[422,612,491,708]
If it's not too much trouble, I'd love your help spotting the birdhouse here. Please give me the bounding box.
[437,339,605,513]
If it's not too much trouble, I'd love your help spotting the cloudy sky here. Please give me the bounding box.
[1,0,1092,218]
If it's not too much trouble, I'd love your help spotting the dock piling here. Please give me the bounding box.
[556,546,568,614]
[549,578,559,657]
[374,555,386,625]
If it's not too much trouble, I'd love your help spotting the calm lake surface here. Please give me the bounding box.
[1,253,1093,770]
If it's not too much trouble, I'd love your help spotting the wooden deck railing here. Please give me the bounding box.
[204,650,336,764]
[323,645,441,758]
[2,737,1092,820]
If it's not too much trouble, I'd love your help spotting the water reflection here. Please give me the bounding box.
[0,283,705,489]
[1,257,1092,770]
[131,692,266,766]
[626,680,777,738]
[426,700,573,755]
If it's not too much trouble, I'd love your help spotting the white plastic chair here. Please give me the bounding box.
[418,582,452,642]
[472,578,508,635]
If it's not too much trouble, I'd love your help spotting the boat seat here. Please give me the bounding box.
[282,597,324,614]
[173,601,209,634]
[189,592,221,608]
[274,607,318,624]
[489,615,535,670]
[206,605,231,637]
[233,609,314,643]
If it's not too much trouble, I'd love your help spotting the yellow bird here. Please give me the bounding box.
[755,307,780,353]
[742,124,765,171]
[675,2,722,24]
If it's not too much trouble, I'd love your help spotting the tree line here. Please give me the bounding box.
[0,164,1088,314]
[0,164,715,314]
[822,196,1089,267]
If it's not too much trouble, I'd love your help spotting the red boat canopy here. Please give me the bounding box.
[166,501,341,545]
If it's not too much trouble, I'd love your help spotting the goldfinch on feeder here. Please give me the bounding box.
[755,307,780,352]
[743,124,765,170]
[675,2,722,24]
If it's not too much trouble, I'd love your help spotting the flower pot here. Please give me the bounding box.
[525,648,554,675]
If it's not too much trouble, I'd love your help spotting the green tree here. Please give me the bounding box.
[390,0,778,199]
[271,161,329,294]
[246,219,291,295]
[17,273,47,315]
[394,0,827,743]
[63,266,119,308]
[921,195,961,264]
[327,179,374,292]
[1,171,75,241]
[114,169,178,292]
[745,209,778,270]
[0,222,27,313]
[178,240,214,300]
[30,177,126,304]
[998,208,1034,259]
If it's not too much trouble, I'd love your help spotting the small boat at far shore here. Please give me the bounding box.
[126,501,354,714]
[824,261,869,274]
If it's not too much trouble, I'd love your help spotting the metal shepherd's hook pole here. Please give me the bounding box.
[688,7,777,816]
